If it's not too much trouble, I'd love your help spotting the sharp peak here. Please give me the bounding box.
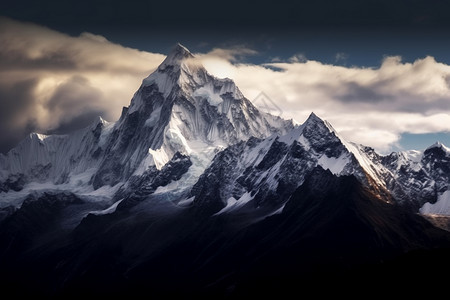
[305,112,325,123]
[426,141,450,152]
[170,43,194,59]
[308,111,320,118]
[302,112,339,134]
[160,43,195,67]
[174,43,191,54]
[92,115,108,126]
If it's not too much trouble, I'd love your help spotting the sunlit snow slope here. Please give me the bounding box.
[0,43,293,208]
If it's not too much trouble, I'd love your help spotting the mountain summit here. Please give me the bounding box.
[92,43,293,189]
[159,43,194,67]
[0,44,292,199]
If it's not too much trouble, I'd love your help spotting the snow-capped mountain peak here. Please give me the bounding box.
[290,113,390,187]
[291,113,389,187]
[278,112,331,146]
[191,112,395,218]
[140,43,207,97]
[426,141,450,154]
[302,112,337,138]
[304,112,326,125]
[158,43,194,70]
[90,43,293,190]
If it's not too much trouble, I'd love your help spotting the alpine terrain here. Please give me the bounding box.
[0,44,449,297]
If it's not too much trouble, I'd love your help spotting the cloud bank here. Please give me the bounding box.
[199,50,450,152]
[1,17,450,154]
[0,17,164,153]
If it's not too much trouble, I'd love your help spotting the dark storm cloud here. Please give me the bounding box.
[333,81,390,103]
[46,76,103,114]
[0,44,78,71]
[0,17,165,154]
[0,75,105,153]
[47,111,106,135]
[0,18,164,74]
[0,78,39,153]
[316,77,450,114]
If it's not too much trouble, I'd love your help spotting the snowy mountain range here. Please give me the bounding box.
[0,44,449,297]
[0,44,292,211]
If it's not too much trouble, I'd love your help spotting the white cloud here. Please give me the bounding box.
[198,49,450,153]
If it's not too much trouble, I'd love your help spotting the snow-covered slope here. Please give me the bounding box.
[91,43,293,194]
[0,43,293,208]
[0,117,113,192]
[191,111,450,217]
[191,112,395,218]
[380,141,450,211]
[421,190,450,215]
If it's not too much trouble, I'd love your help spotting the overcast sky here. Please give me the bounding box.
[1,0,450,153]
